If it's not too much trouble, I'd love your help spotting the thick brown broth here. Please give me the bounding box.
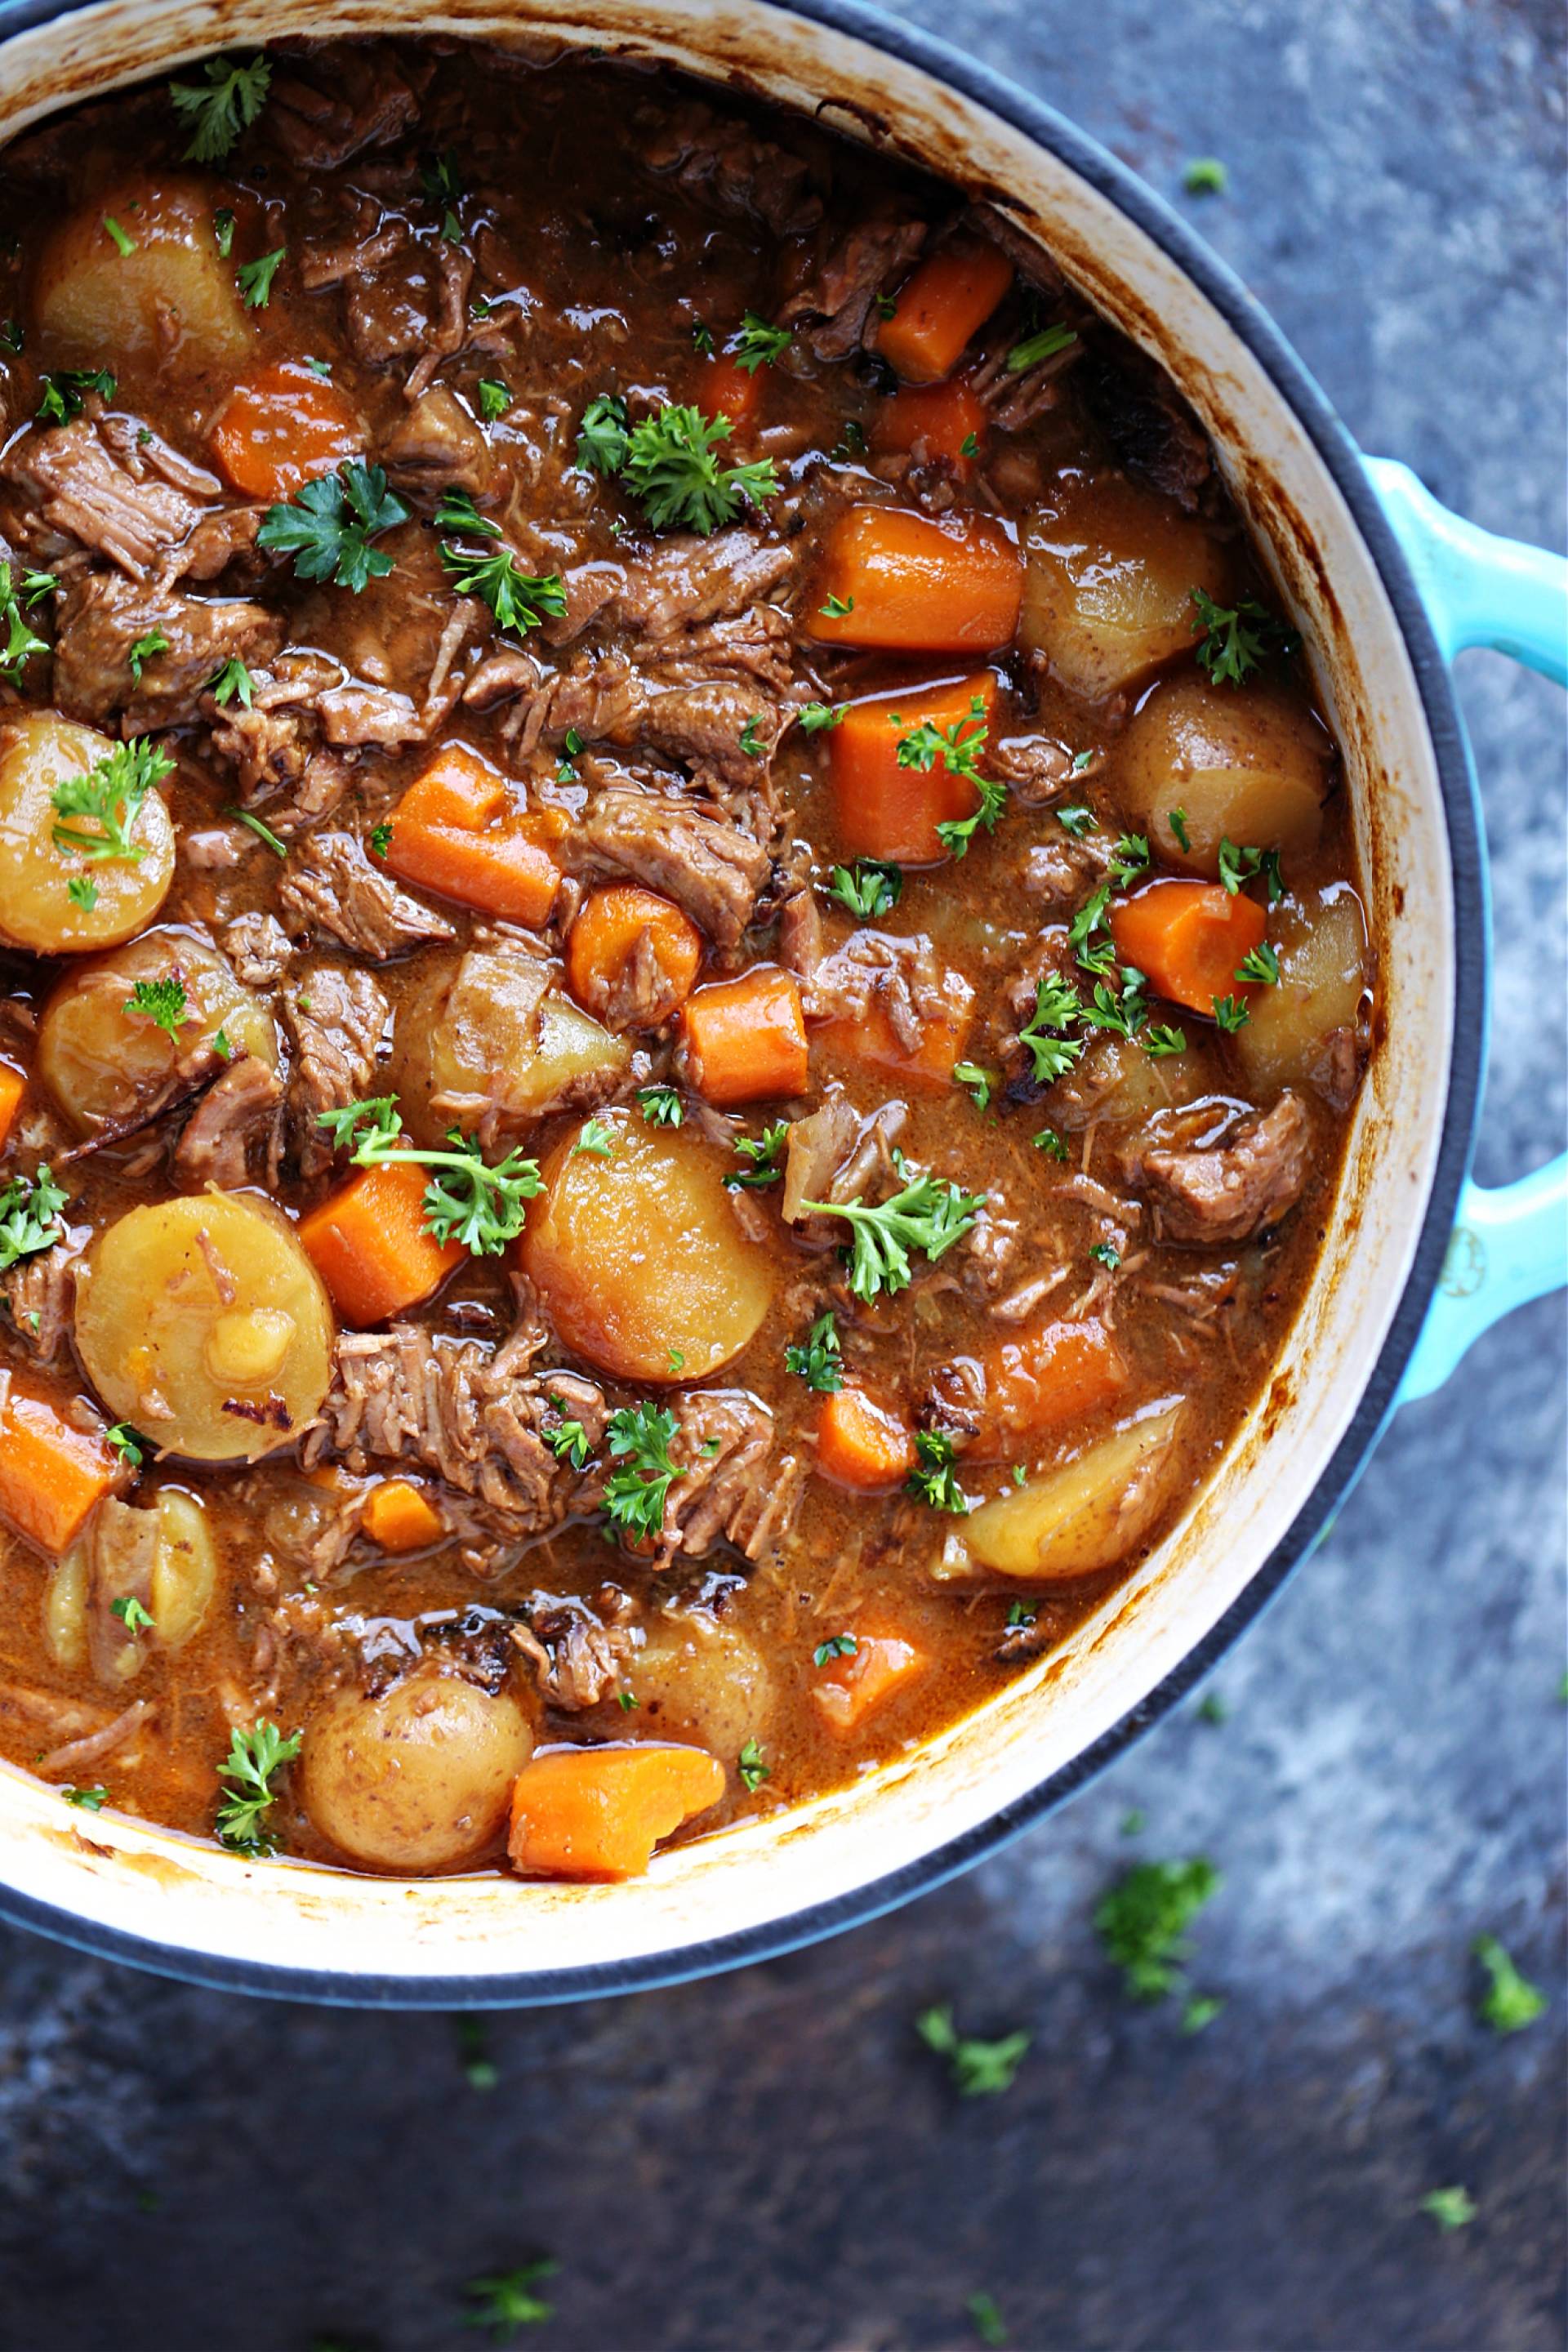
[0,39,1371,1878]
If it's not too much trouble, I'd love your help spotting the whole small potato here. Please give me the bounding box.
[1116,672,1330,876]
[33,173,250,369]
[0,714,175,953]
[300,1667,534,1873]
[523,1106,777,1383]
[629,1614,777,1758]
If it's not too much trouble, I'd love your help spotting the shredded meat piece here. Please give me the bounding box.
[52,572,284,730]
[963,1193,1022,1301]
[222,911,292,990]
[1080,346,1214,510]
[782,1086,908,1242]
[513,1599,633,1712]
[405,242,474,400]
[172,1056,284,1189]
[808,929,973,1054]
[548,532,798,647]
[1129,1094,1313,1245]
[987,731,1075,805]
[267,46,423,169]
[638,98,823,236]
[283,966,390,1179]
[0,1239,79,1365]
[316,680,426,751]
[781,212,927,360]
[383,384,494,501]
[278,832,456,960]
[306,1312,607,1533]
[568,785,771,948]
[37,1697,155,1779]
[0,412,220,578]
[203,654,365,837]
[656,1390,804,1569]
[297,203,408,291]
[1019,831,1114,914]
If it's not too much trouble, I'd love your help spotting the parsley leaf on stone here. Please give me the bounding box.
[916,2003,1031,2096]
[462,2262,557,2336]
[1094,1857,1221,2000]
[1473,1934,1547,2034]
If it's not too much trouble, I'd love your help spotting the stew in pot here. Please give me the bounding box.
[0,40,1372,1880]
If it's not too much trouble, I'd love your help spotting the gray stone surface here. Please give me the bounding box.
[1,3,1564,2347]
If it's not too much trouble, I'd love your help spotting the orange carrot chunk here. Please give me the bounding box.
[812,1626,928,1732]
[872,377,986,473]
[208,361,365,501]
[384,745,562,929]
[507,1743,728,1881]
[683,966,808,1107]
[1109,880,1267,1014]
[361,1478,444,1554]
[566,884,703,1027]
[816,936,974,1094]
[702,351,762,428]
[816,1388,916,1492]
[830,670,999,863]
[0,1374,118,1555]
[809,507,1023,654]
[298,1159,462,1328]
[0,1064,24,1153]
[875,238,1014,383]
[969,1317,1127,1459]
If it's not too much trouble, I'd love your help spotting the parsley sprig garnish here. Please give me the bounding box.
[236,246,286,309]
[257,461,410,593]
[1217,836,1285,902]
[317,1098,542,1256]
[1004,321,1077,373]
[214,1719,301,1856]
[730,312,792,373]
[737,1738,770,1793]
[577,393,630,474]
[168,52,271,163]
[439,541,567,635]
[908,1428,968,1514]
[916,2003,1031,2095]
[635,1085,684,1128]
[50,738,173,865]
[1190,588,1296,686]
[724,1121,788,1190]
[785,1309,844,1393]
[581,399,779,535]
[800,1152,984,1302]
[827,860,902,918]
[434,487,501,537]
[0,561,49,682]
[37,367,115,425]
[124,976,189,1038]
[603,1402,680,1543]
[0,1165,67,1273]
[894,698,1004,858]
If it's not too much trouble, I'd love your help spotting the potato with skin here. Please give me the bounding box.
[393,950,629,1145]
[1020,474,1228,700]
[961,1403,1185,1579]
[629,1614,777,1758]
[0,715,175,954]
[75,1194,335,1463]
[1042,1031,1215,1134]
[523,1106,777,1385]
[1232,884,1368,1100]
[39,925,277,1138]
[1115,673,1330,876]
[300,1665,534,1873]
[45,1488,219,1682]
[33,175,251,369]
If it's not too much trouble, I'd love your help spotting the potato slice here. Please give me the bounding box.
[39,925,277,1138]
[0,715,175,954]
[33,174,250,368]
[301,1666,533,1873]
[394,950,629,1144]
[75,1194,335,1463]
[523,1106,776,1384]
[962,1404,1185,1580]
[1232,884,1368,1099]
[1020,474,1228,700]
[1115,672,1330,876]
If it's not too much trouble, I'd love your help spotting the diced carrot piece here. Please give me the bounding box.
[507,1743,728,1881]
[1110,880,1267,1014]
[361,1478,444,1554]
[384,746,563,928]
[872,377,986,474]
[875,238,1014,383]
[703,352,762,427]
[816,939,974,1093]
[298,1160,462,1328]
[683,966,808,1107]
[566,884,703,1027]
[209,361,365,501]
[969,1317,1127,1460]
[0,1374,118,1555]
[0,1064,24,1152]
[809,507,1023,653]
[812,1626,928,1732]
[830,670,999,862]
[816,1388,915,1491]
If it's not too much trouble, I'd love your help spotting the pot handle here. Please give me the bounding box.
[1365,457,1567,1405]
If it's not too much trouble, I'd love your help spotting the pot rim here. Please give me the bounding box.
[0,0,1486,2006]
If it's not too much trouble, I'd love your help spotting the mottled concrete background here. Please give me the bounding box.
[1,3,1564,2347]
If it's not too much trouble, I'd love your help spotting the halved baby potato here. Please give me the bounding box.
[45,1486,221,1684]
[1020,474,1228,700]
[393,950,629,1145]
[0,714,176,954]
[33,174,251,369]
[75,1193,336,1463]
[960,1403,1186,1580]
[522,1106,777,1385]
[39,925,277,1138]
[1115,672,1331,876]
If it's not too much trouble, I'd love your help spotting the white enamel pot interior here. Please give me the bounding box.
[0,0,1484,2002]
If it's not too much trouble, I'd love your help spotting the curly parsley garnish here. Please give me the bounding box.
[737,1738,770,1793]
[801,1152,984,1302]
[439,541,567,636]
[542,1396,591,1472]
[214,1718,301,1856]
[236,246,286,309]
[577,392,630,475]
[724,1121,788,1191]
[257,461,410,593]
[1216,836,1285,902]
[785,1309,844,1394]
[730,312,792,373]
[0,1166,67,1274]
[37,366,115,425]
[317,1098,542,1256]
[827,859,902,918]
[0,561,49,682]
[603,1402,680,1544]
[124,976,189,1038]
[591,401,778,535]
[1190,587,1296,686]
[894,697,1004,858]
[799,701,847,734]
[51,737,173,865]
[207,657,254,710]
[127,628,168,684]
[908,1428,968,1514]
[635,1085,684,1128]
[168,52,271,163]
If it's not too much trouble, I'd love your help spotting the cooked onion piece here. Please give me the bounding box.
[393,950,629,1143]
